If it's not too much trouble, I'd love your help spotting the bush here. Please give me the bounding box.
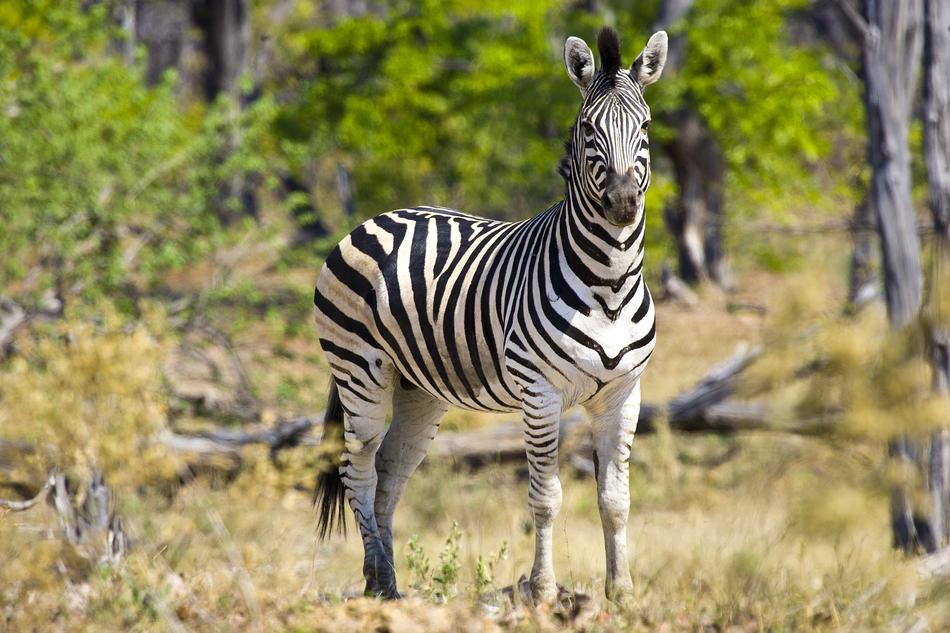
[0,304,177,489]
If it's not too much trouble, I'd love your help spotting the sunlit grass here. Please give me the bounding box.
[2,235,948,631]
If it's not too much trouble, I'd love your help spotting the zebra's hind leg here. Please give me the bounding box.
[335,376,397,598]
[374,378,448,595]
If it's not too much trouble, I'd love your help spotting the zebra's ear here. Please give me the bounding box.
[564,36,595,92]
[631,31,668,87]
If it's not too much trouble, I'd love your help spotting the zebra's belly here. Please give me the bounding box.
[409,373,523,414]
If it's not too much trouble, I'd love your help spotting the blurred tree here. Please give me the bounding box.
[0,1,274,308]
[921,0,950,551]
[658,0,852,285]
[836,0,935,553]
[652,0,728,287]
[924,0,950,246]
[272,0,578,235]
[118,0,257,224]
[272,0,854,280]
[811,0,879,309]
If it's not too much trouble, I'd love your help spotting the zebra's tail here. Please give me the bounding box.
[315,379,347,539]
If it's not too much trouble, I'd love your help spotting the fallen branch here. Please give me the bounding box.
[659,262,698,306]
[0,292,63,356]
[0,471,54,511]
[0,297,28,353]
[161,414,322,456]
[432,345,774,465]
[158,347,775,467]
[0,470,127,565]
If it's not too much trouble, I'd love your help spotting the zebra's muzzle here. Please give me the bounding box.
[602,168,642,227]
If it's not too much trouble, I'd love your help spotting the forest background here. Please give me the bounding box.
[1,1,948,631]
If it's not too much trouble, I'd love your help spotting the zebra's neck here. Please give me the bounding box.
[557,178,646,294]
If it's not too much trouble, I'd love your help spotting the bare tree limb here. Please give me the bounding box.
[161,414,322,456]
[833,0,870,43]
[0,471,54,511]
[156,347,776,471]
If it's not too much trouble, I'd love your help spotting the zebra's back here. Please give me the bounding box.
[314,206,528,413]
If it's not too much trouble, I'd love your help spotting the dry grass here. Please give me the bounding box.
[4,433,942,632]
[2,232,949,632]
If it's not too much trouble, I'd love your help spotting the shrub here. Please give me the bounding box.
[0,304,177,490]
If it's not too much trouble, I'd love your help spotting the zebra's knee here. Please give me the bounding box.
[529,476,563,525]
[343,415,385,457]
[598,481,630,531]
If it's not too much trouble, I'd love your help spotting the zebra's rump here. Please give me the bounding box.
[313,206,529,413]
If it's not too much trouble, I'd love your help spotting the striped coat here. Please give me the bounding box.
[313,26,668,603]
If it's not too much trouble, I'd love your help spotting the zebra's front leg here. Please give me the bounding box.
[586,381,641,602]
[338,386,394,598]
[521,385,563,604]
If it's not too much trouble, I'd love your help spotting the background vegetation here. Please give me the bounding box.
[1,1,947,631]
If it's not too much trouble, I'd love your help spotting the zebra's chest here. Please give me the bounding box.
[505,287,656,407]
[559,316,654,377]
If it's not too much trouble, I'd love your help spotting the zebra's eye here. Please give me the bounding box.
[641,120,651,133]
[581,120,595,136]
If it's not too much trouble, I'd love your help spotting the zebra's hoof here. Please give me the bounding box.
[605,578,634,606]
[527,576,558,605]
[364,583,401,600]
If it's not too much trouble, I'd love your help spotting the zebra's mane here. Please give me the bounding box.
[597,27,621,77]
[557,124,576,183]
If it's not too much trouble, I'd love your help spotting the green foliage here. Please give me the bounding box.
[274,0,574,224]
[655,0,862,218]
[0,1,278,304]
[269,0,862,272]
[434,521,463,600]
[405,522,464,600]
[406,533,433,593]
[0,0,867,294]
[473,540,508,597]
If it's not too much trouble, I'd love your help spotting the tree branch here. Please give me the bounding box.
[0,471,54,512]
[833,0,870,43]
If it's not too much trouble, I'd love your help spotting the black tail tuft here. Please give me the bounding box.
[315,379,347,539]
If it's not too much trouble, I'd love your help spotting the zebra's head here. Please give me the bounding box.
[562,27,668,227]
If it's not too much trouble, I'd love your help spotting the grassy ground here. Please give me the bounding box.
[2,230,949,632]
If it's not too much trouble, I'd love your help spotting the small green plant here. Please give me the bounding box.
[405,523,465,601]
[473,541,508,597]
[406,534,432,594]
[433,522,462,600]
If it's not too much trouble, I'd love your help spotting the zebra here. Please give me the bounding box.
[312,26,667,603]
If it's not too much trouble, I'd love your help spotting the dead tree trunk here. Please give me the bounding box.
[655,0,731,288]
[860,1,924,329]
[133,0,193,87]
[921,0,950,550]
[191,0,249,102]
[838,0,927,552]
[924,0,950,246]
[809,2,880,310]
[190,0,257,225]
